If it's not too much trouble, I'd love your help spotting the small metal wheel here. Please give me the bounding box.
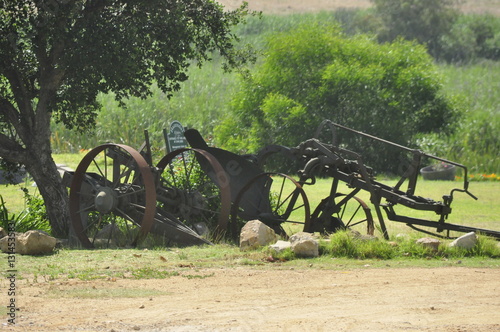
[309,193,374,235]
[155,148,231,240]
[69,144,156,248]
[231,172,311,239]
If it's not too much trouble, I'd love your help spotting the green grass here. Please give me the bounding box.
[318,230,500,260]
[440,60,500,114]
[300,177,500,239]
[7,239,500,286]
[1,153,499,235]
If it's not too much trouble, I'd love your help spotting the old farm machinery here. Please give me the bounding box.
[64,120,500,248]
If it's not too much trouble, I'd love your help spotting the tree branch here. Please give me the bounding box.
[0,95,32,149]
[0,97,21,128]
[3,68,35,133]
[0,132,26,164]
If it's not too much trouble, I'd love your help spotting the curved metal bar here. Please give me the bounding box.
[314,119,338,145]
[230,172,311,238]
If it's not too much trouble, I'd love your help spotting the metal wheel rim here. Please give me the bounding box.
[156,148,231,236]
[231,172,311,239]
[311,193,374,235]
[69,144,156,248]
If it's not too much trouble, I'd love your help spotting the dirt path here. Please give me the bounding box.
[3,267,500,331]
[217,0,500,16]
[218,0,371,14]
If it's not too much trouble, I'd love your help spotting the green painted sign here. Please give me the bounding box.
[166,120,188,153]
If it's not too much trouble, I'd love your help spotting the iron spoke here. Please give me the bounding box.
[75,203,97,215]
[115,207,141,227]
[347,219,368,227]
[93,155,106,182]
[345,204,363,227]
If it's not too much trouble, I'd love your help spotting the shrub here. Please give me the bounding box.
[372,0,460,59]
[215,23,459,173]
[0,191,51,234]
[439,14,500,63]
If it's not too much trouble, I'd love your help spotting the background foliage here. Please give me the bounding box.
[49,8,500,174]
[215,22,459,173]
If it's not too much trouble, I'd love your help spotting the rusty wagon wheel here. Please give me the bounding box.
[155,148,231,241]
[69,144,156,249]
[230,172,311,239]
[309,193,374,236]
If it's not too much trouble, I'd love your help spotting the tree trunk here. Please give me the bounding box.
[25,147,70,238]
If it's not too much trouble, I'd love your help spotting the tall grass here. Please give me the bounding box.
[420,60,500,174]
[50,60,241,153]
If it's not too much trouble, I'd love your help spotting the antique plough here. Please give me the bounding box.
[235,120,500,241]
[65,121,500,248]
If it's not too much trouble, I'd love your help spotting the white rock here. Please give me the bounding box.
[269,240,291,253]
[449,232,477,249]
[289,232,319,258]
[239,220,277,251]
[0,230,56,255]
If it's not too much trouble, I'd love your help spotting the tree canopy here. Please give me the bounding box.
[0,0,254,236]
[371,0,460,59]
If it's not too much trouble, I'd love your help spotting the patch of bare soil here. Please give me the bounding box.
[217,0,500,16]
[4,267,500,331]
[218,0,371,14]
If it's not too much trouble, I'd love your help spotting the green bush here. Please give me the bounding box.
[352,1,500,63]
[439,14,500,63]
[372,0,459,59]
[215,22,459,173]
[0,191,51,234]
[417,114,499,174]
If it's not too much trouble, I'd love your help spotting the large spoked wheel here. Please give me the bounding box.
[69,144,156,248]
[310,193,374,235]
[155,148,231,240]
[231,172,311,239]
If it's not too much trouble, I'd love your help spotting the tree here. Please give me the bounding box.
[371,0,460,59]
[0,0,255,237]
[215,23,458,171]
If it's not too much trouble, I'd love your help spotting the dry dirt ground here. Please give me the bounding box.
[3,267,500,331]
[218,0,500,16]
